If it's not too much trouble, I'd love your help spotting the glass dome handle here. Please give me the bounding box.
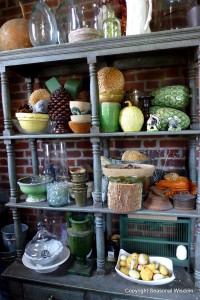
[37,221,45,231]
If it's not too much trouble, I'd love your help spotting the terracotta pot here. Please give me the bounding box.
[170,192,196,210]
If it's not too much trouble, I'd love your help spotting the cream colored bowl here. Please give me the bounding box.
[15,113,49,133]
[102,163,155,178]
[69,101,91,114]
[70,114,91,123]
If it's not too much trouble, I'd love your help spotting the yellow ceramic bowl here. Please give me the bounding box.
[15,113,49,133]
[99,90,125,103]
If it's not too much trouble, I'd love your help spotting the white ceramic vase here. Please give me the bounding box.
[126,0,152,35]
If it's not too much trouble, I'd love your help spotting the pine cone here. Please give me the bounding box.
[48,86,72,121]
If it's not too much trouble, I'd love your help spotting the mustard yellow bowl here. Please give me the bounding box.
[15,113,49,133]
[99,90,125,103]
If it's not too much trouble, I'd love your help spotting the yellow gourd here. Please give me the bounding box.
[119,101,144,132]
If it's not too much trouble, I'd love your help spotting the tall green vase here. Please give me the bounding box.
[67,214,95,276]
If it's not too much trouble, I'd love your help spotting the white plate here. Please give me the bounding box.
[22,246,70,273]
[115,249,175,286]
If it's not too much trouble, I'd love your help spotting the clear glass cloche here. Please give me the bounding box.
[24,222,63,266]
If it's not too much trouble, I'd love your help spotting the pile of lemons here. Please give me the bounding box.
[119,253,171,281]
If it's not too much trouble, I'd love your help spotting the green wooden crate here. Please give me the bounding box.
[120,216,191,270]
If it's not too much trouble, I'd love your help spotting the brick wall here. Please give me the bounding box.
[0,1,194,235]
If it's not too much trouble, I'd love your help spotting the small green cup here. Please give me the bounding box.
[99,102,121,133]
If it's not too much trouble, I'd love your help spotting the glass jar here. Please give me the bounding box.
[29,0,58,46]
[46,181,69,207]
[124,90,145,108]
[106,235,119,262]
[102,7,121,38]
[56,0,68,44]
[154,0,190,31]
[42,141,68,181]
[68,1,102,43]
[42,141,70,207]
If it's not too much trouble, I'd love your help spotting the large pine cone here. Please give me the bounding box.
[48,86,72,121]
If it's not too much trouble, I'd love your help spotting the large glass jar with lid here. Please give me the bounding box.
[154,0,190,31]
[29,0,58,46]
[68,0,102,43]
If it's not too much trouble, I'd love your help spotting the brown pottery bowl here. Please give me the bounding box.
[68,121,91,134]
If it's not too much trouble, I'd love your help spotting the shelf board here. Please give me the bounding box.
[2,259,200,299]
[5,201,199,217]
[1,129,200,140]
[0,27,200,77]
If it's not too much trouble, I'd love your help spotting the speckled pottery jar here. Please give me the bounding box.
[73,187,87,207]
[70,167,88,183]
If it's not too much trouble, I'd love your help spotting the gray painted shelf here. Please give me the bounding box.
[1,27,200,297]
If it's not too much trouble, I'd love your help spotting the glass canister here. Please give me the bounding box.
[102,6,121,38]
[154,0,190,31]
[124,90,145,108]
[56,0,68,44]
[43,141,70,207]
[68,0,102,43]
[29,0,58,46]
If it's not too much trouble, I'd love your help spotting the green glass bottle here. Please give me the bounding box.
[102,8,121,38]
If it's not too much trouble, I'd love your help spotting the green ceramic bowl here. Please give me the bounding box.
[17,175,53,203]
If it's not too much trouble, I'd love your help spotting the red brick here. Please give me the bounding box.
[123,73,135,82]
[136,69,165,81]
[165,68,181,78]
[0,2,6,9]
[82,150,93,157]
[76,159,93,166]
[114,139,142,149]
[8,0,16,7]
[76,140,91,148]
[68,150,82,158]
[2,7,22,18]
[16,167,26,174]
[15,141,29,150]
[145,81,160,90]
[160,139,187,148]
[143,140,157,148]
[0,166,9,173]
[16,159,29,165]
[28,214,38,222]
